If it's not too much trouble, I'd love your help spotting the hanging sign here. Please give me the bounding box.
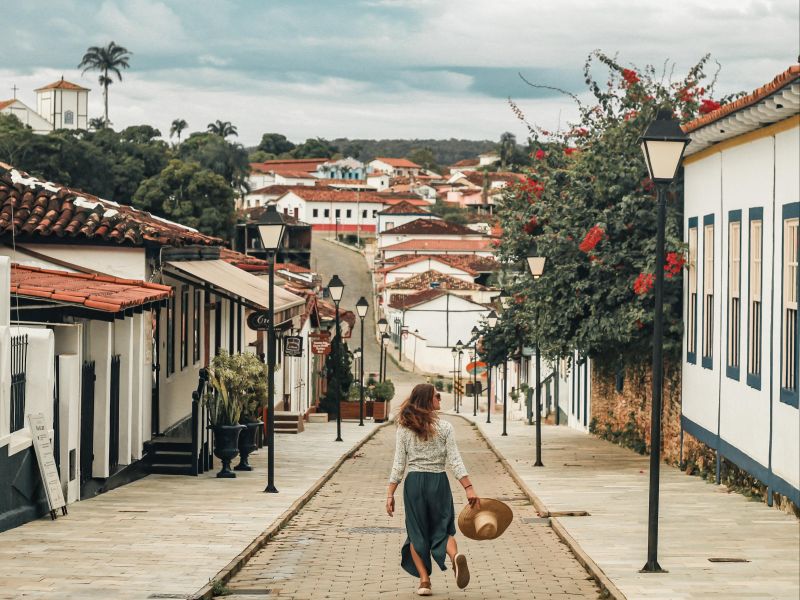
[28,413,67,519]
[311,339,332,355]
[247,310,269,331]
[466,361,487,375]
[284,336,303,357]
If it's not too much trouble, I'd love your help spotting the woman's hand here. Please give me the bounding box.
[386,495,395,517]
[466,486,481,510]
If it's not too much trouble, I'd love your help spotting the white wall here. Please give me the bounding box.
[10,244,147,280]
[379,232,481,249]
[276,192,384,231]
[377,212,439,234]
[384,260,474,285]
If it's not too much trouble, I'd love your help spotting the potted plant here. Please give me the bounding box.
[205,352,245,478]
[340,384,366,420]
[228,353,268,472]
[370,379,395,422]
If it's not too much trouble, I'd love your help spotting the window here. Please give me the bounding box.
[64,110,74,125]
[780,205,798,406]
[386,221,395,231]
[167,295,175,376]
[727,211,741,378]
[335,209,341,218]
[747,209,763,388]
[313,208,319,218]
[346,209,352,218]
[294,208,298,218]
[362,209,367,218]
[687,218,698,363]
[181,286,189,370]
[702,216,714,368]
[193,289,201,364]
[324,209,330,218]
[372,209,378,218]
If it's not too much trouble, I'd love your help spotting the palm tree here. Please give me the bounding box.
[170,118,188,143]
[498,132,516,168]
[207,120,238,138]
[78,41,132,126]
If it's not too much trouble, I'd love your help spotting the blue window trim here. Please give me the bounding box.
[702,214,715,370]
[726,210,742,380]
[746,207,763,390]
[687,217,698,364]
[780,202,799,408]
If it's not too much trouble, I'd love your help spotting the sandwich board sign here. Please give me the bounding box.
[28,413,67,520]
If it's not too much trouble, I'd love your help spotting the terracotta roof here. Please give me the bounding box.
[385,270,487,291]
[463,171,524,187]
[281,188,390,204]
[250,159,327,174]
[378,200,431,215]
[382,218,481,236]
[367,171,389,178]
[380,197,431,207]
[11,263,171,313]
[373,157,422,169]
[683,65,800,133]
[276,170,318,179]
[248,184,300,196]
[219,247,270,272]
[0,99,16,111]
[35,77,89,92]
[236,205,309,225]
[388,289,446,309]
[451,159,480,167]
[0,163,222,247]
[382,238,495,253]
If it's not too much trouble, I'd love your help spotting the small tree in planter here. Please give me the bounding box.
[370,380,395,422]
[226,352,268,471]
[320,339,353,417]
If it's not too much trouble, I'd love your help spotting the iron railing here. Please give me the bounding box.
[109,354,121,473]
[10,334,28,433]
[80,360,96,486]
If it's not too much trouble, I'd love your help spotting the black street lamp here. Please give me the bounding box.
[471,326,479,417]
[451,347,458,412]
[639,108,690,574]
[526,248,547,467]
[377,317,388,382]
[327,275,345,442]
[381,333,390,382]
[256,205,286,494]
[486,311,498,424]
[355,297,369,427]
[455,339,464,413]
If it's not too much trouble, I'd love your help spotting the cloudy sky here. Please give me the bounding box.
[1,0,797,145]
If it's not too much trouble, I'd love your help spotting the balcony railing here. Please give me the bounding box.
[10,335,28,433]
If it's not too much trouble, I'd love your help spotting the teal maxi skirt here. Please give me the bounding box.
[401,471,456,577]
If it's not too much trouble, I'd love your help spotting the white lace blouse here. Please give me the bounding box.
[388,419,468,484]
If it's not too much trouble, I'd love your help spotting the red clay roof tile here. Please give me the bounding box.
[382,218,480,236]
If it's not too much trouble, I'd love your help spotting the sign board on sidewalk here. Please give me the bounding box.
[284,336,303,357]
[28,413,67,519]
[311,339,331,355]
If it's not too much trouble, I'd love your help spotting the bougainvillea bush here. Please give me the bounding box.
[495,51,730,369]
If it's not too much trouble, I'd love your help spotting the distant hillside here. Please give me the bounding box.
[330,138,498,167]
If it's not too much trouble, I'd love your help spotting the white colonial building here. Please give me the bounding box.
[369,157,422,178]
[1,78,89,132]
[377,201,439,234]
[681,65,799,507]
[275,188,387,233]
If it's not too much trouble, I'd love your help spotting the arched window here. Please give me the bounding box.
[64,110,74,125]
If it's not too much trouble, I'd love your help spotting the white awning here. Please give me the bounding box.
[165,259,305,323]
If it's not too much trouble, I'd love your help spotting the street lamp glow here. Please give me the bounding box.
[326,274,345,303]
[639,108,691,184]
[256,204,286,251]
[355,296,369,318]
[487,310,498,328]
[526,250,546,279]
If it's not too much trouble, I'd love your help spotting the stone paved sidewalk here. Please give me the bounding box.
[0,418,384,600]
[223,416,601,600]
[455,400,800,600]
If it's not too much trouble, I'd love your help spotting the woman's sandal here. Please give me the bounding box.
[416,581,432,596]
[453,553,470,589]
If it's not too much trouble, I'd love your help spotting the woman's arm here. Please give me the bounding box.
[386,429,407,516]
[445,424,480,508]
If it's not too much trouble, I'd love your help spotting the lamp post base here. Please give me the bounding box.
[534,460,543,467]
[264,485,279,494]
[639,561,667,573]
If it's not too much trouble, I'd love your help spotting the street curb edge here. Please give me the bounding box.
[451,413,627,600]
[190,420,394,600]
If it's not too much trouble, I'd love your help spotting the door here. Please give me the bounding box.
[151,308,160,436]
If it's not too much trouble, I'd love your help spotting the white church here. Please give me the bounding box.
[0,77,89,133]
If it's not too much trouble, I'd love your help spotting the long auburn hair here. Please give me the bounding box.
[397,383,439,440]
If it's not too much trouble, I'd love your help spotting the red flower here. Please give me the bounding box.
[564,147,577,156]
[622,69,640,87]
[699,99,721,115]
[635,319,645,330]
[633,273,655,295]
[678,86,695,103]
[521,177,544,199]
[523,216,539,234]
[534,149,546,161]
[623,110,638,121]
[579,225,605,253]
[641,177,655,192]
[574,127,589,137]
[664,251,686,279]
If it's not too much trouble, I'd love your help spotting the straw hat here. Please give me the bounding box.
[457,499,513,540]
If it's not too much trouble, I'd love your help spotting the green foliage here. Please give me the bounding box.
[133,159,234,238]
[178,131,249,192]
[204,351,268,425]
[332,138,498,167]
[248,150,275,163]
[369,380,395,402]
[429,199,470,225]
[170,118,188,143]
[320,337,353,414]
[496,51,726,369]
[257,133,295,155]
[406,147,439,172]
[292,137,337,159]
[207,120,238,138]
[78,41,132,124]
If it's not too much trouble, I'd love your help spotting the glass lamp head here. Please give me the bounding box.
[256,204,286,251]
[640,108,691,184]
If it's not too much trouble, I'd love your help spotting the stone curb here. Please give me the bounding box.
[451,413,626,600]
[190,420,394,600]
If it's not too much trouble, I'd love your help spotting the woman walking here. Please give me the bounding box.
[386,383,479,596]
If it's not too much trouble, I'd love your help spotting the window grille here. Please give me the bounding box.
[748,219,762,378]
[727,220,741,371]
[782,218,798,392]
[688,225,698,358]
[10,334,28,433]
[703,223,714,362]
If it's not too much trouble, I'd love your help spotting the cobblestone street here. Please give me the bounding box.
[222,416,600,599]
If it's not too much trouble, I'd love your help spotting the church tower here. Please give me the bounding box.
[35,77,89,130]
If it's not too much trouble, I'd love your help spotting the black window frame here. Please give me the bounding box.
[181,285,189,370]
[193,288,201,364]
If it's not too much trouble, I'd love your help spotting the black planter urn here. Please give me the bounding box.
[235,421,262,472]
[213,424,246,478]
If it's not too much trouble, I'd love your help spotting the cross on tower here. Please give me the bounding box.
[11,84,19,99]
